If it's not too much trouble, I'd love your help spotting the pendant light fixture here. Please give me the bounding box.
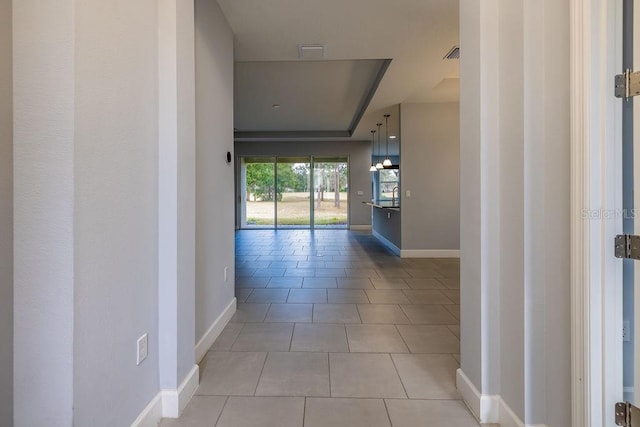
[383,114,393,167]
[375,123,384,170]
[369,130,377,171]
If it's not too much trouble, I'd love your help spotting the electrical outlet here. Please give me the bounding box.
[623,320,631,342]
[387,212,391,219]
[357,190,364,196]
[224,266,228,282]
[137,333,148,365]
[406,190,411,197]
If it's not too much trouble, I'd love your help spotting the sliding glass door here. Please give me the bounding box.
[239,156,348,229]
[240,157,275,228]
[313,157,348,228]
[277,157,311,228]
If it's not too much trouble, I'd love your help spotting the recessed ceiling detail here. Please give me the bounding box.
[218,0,459,141]
[234,59,391,140]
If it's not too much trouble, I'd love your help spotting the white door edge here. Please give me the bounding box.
[570,0,624,426]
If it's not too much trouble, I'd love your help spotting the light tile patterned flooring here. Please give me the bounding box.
[162,230,482,427]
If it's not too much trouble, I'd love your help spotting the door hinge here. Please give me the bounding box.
[616,402,640,426]
[615,234,640,260]
[615,69,640,99]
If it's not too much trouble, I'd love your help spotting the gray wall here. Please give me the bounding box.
[459,0,485,393]
[459,0,570,425]
[498,0,525,414]
[400,102,460,251]
[73,1,160,425]
[235,140,372,227]
[13,1,75,424]
[0,0,12,423]
[195,0,236,345]
[372,208,401,251]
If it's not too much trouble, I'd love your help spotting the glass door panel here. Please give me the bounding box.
[241,157,275,228]
[276,157,311,228]
[313,157,348,228]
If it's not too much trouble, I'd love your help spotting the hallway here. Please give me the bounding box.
[162,230,479,427]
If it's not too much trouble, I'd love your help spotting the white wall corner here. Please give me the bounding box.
[400,249,460,258]
[130,393,162,427]
[372,230,401,256]
[195,297,237,363]
[349,224,372,231]
[161,364,200,419]
[456,368,499,424]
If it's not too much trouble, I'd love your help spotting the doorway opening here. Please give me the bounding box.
[238,156,349,229]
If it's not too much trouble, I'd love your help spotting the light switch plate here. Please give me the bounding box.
[137,333,148,365]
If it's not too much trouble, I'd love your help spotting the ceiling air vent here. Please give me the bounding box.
[444,46,460,60]
[298,45,325,60]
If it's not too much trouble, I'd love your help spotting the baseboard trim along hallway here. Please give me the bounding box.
[456,368,499,423]
[456,368,548,427]
[130,393,162,427]
[349,224,372,231]
[372,230,401,256]
[195,297,237,363]
[131,364,199,427]
[161,365,200,418]
[401,249,461,258]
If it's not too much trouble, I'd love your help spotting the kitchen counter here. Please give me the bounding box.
[363,201,400,212]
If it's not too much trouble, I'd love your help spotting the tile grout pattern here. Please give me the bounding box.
[162,230,488,427]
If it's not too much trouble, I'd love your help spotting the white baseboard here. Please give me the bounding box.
[161,364,200,418]
[498,396,524,427]
[456,369,549,427]
[130,392,163,427]
[195,297,237,363]
[372,230,401,256]
[350,224,372,231]
[400,249,460,258]
[456,369,499,423]
[130,365,200,425]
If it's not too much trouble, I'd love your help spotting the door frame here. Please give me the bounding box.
[570,0,624,425]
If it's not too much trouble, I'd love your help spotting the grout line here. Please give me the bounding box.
[382,398,394,427]
[364,289,372,304]
[394,324,412,354]
[302,396,307,427]
[228,322,247,351]
[344,324,350,352]
[213,395,230,427]
[262,303,273,322]
[355,303,363,323]
[288,323,295,351]
[327,352,332,398]
[389,353,409,399]
[253,352,269,396]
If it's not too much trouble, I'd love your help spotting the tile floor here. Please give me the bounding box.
[161,230,486,427]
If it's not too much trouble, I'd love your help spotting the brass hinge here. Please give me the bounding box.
[615,235,640,260]
[615,69,640,99]
[616,402,640,426]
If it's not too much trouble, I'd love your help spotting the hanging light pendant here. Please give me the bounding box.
[369,130,377,171]
[375,123,384,170]
[383,114,393,167]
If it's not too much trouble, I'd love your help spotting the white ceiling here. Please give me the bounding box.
[218,0,460,141]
